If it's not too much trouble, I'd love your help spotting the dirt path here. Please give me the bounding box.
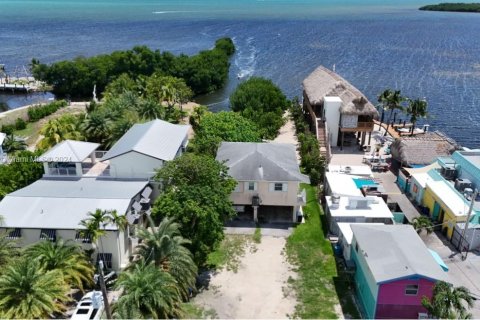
[273,111,300,163]
[194,236,297,319]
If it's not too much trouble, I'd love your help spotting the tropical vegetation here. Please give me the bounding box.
[230,77,289,139]
[0,259,70,318]
[37,114,85,150]
[420,3,480,12]
[289,98,326,185]
[0,150,44,200]
[411,216,434,235]
[405,98,429,136]
[377,89,405,136]
[24,238,95,292]
[152,153,237,265]
[133,217,198,300]
[27,100,68,122]
[190,111,262,155]
[422,281,475,319]
[31,38,235,98]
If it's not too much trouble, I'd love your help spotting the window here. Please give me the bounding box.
[355,242,359,253]
[246,182,257,191]
[413,184,418,193]
[39,229,56,242]
[97,253,113,270]
[270,182,287,192]
[6,228,21,239]
[75,230,92,243]
[405,284,419,295]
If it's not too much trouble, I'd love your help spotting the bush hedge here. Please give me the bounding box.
[27,100,67,122]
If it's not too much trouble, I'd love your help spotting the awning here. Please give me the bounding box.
[428,249,449,272]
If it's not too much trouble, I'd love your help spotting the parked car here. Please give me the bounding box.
[71,291,104,320]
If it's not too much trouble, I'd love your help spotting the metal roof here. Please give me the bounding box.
[102,119,189,161]
[351,224,449,283]
[36,140,100,163]
[216,142,310,183]
[0,178,148,230]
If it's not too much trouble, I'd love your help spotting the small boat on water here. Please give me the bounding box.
[71,291,104,320]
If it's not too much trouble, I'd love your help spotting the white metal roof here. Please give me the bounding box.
[426,180,471,217]
[36,140,100,163]
[0,179,148,230]
[325,172,363,197]
[411,172,435,188]
[326,196,394,219]
[337,222,385,245]
[102,119,189,161]
[351,224,449,283]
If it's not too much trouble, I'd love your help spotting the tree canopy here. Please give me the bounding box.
[32,38,235,99]
[152,153,236,265]
[191,111,262,155]
[230,77,289,139]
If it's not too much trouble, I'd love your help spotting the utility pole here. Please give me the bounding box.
[459,189,478,260]
[98,260,112,319]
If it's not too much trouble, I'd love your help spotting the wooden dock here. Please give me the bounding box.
[0,77,44,93]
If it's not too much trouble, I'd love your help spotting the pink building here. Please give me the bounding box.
[350,225,449,319]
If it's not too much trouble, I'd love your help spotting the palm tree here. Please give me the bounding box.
[113,261,182,319]
[405,98,428,136]
[411,216,434,236]
[2,135,27,153]
[0,233,19,273]
[81,112,113,145]
[133,217,197,299]
[23,238,94,292]
[422,281,474,319]
[79,209,129,269]
[189,105,209,130]
[37,115,84,150]
[377,89,405,136]
[0,259,70,318]
[79,209,110,268]
[136,99,165,120]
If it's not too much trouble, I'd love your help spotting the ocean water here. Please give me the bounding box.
[1,0,480,147]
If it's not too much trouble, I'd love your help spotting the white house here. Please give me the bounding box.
[325,195,394,235]
[101,119,190,179]
[216,142,310,223]
[0,119,190,270]
[0,178,152,271]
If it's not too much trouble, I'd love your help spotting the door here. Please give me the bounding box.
[432,202,441,221]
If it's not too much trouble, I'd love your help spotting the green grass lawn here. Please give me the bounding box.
[286,184,360,319]
[206,235,255,273]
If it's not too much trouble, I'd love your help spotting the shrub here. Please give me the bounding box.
[14,118,27,130]
[27,100,67,122]
[1,124,15,135]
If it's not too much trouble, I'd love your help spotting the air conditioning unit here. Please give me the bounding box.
[455,178,472,192]
[348,196,375,209]
[418,312,428,319]
[441,166,456,180]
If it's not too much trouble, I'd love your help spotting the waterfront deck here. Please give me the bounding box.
[0,77,44,93]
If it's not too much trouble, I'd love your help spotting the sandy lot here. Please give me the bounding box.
[273,112,300,163]
[194,236,297,319]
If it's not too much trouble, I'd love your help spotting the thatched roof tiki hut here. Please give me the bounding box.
[302,66,379,159]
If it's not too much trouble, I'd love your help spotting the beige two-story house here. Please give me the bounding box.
[216,142,310,223]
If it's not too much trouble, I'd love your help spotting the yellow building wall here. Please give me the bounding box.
[423,187,467,239]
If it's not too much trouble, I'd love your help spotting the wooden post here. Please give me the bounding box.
[341,132,344,151]
[368,132,372,146]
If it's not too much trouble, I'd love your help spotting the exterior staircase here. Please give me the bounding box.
[316,120,330,161]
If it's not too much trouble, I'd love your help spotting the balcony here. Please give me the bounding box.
[340,121,374,132]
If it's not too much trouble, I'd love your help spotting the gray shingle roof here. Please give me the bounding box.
[102,119,189,161]
[351,224,449,284]
[36,140,100,162]
[216,142,310,183]
[0,179,149,230]
[390,131,459,166]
